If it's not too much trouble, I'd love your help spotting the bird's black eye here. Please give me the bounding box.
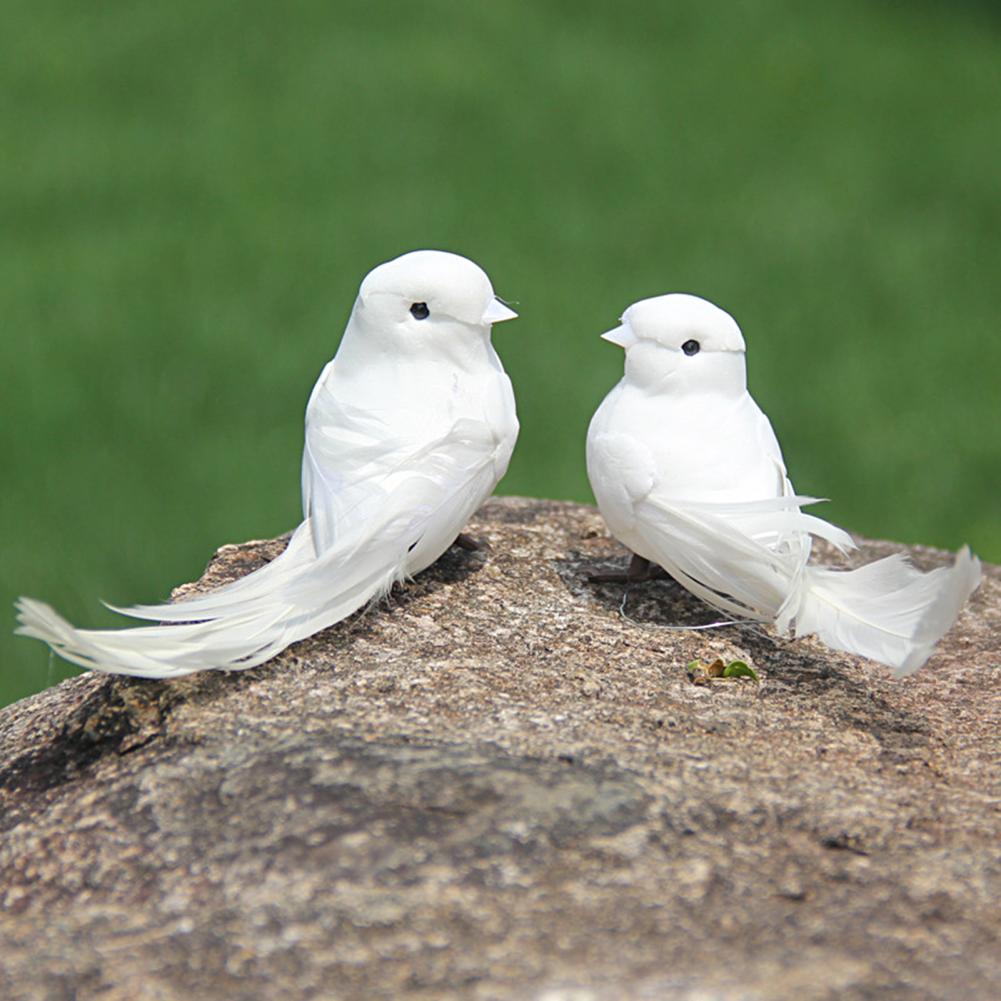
[682,339,700,356]
[410,302,430,320]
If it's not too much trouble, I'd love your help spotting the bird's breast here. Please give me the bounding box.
[603,388,782,504]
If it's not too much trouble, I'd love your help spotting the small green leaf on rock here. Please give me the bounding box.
[722,661,759,681]
[686,658,759,684]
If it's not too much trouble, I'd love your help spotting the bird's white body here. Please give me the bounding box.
[17,250,519,678]
[587,293,981,675]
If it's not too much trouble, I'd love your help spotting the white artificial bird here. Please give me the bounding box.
[16,250,519,678]
[586,293,981,675]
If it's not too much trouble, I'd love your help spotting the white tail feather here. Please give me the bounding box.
[632,493,981,674]
[14,525,407,678]
[15,419,508,678]
[792,546,981,675]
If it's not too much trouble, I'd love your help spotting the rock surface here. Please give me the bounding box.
[1,497,999,1001]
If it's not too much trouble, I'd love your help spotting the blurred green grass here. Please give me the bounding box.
[3,0,999,706]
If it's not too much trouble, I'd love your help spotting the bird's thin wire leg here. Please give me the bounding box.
[654,617,747,632]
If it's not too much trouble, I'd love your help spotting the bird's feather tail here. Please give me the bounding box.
[14,417,507,679]
[787,546,982,674]
[14,526,408,678]
[104,524,318,623]
[635,495,813,621]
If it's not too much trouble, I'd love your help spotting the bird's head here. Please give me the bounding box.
[350,250,516,365]
[602,293,747,395]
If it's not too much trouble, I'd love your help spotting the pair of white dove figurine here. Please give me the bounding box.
[16,250,981,679]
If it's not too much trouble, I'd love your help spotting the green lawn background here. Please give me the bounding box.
[3,0,999,705]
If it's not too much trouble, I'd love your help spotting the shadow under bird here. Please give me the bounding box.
[586,293,981,675]
[17,250,519,678]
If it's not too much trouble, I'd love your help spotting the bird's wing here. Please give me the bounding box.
[748,398,794,498]
[20,413,510,677]
[301,363,402,556]
[590,430,853,622]
[112,412,505,625]
[301,383,505,558]
[744,401,856,553]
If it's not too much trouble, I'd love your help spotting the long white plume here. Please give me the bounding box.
[788,547,981,675]
[633,489,981,677]
[14,426,502,678]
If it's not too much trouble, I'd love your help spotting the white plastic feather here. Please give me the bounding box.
[587,293,981,676]
[16,250,519,678]
[790,548,981,674]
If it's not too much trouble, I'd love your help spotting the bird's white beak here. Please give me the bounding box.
[601,325,637,349]
[482,298,518,325]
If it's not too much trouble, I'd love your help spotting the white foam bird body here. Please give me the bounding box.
[587,293,980,675]
[17,250,519,678]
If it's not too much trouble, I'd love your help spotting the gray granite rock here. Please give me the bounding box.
[1,497,999,1001]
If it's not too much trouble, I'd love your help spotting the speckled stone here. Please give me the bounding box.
[1,497,999,1001]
